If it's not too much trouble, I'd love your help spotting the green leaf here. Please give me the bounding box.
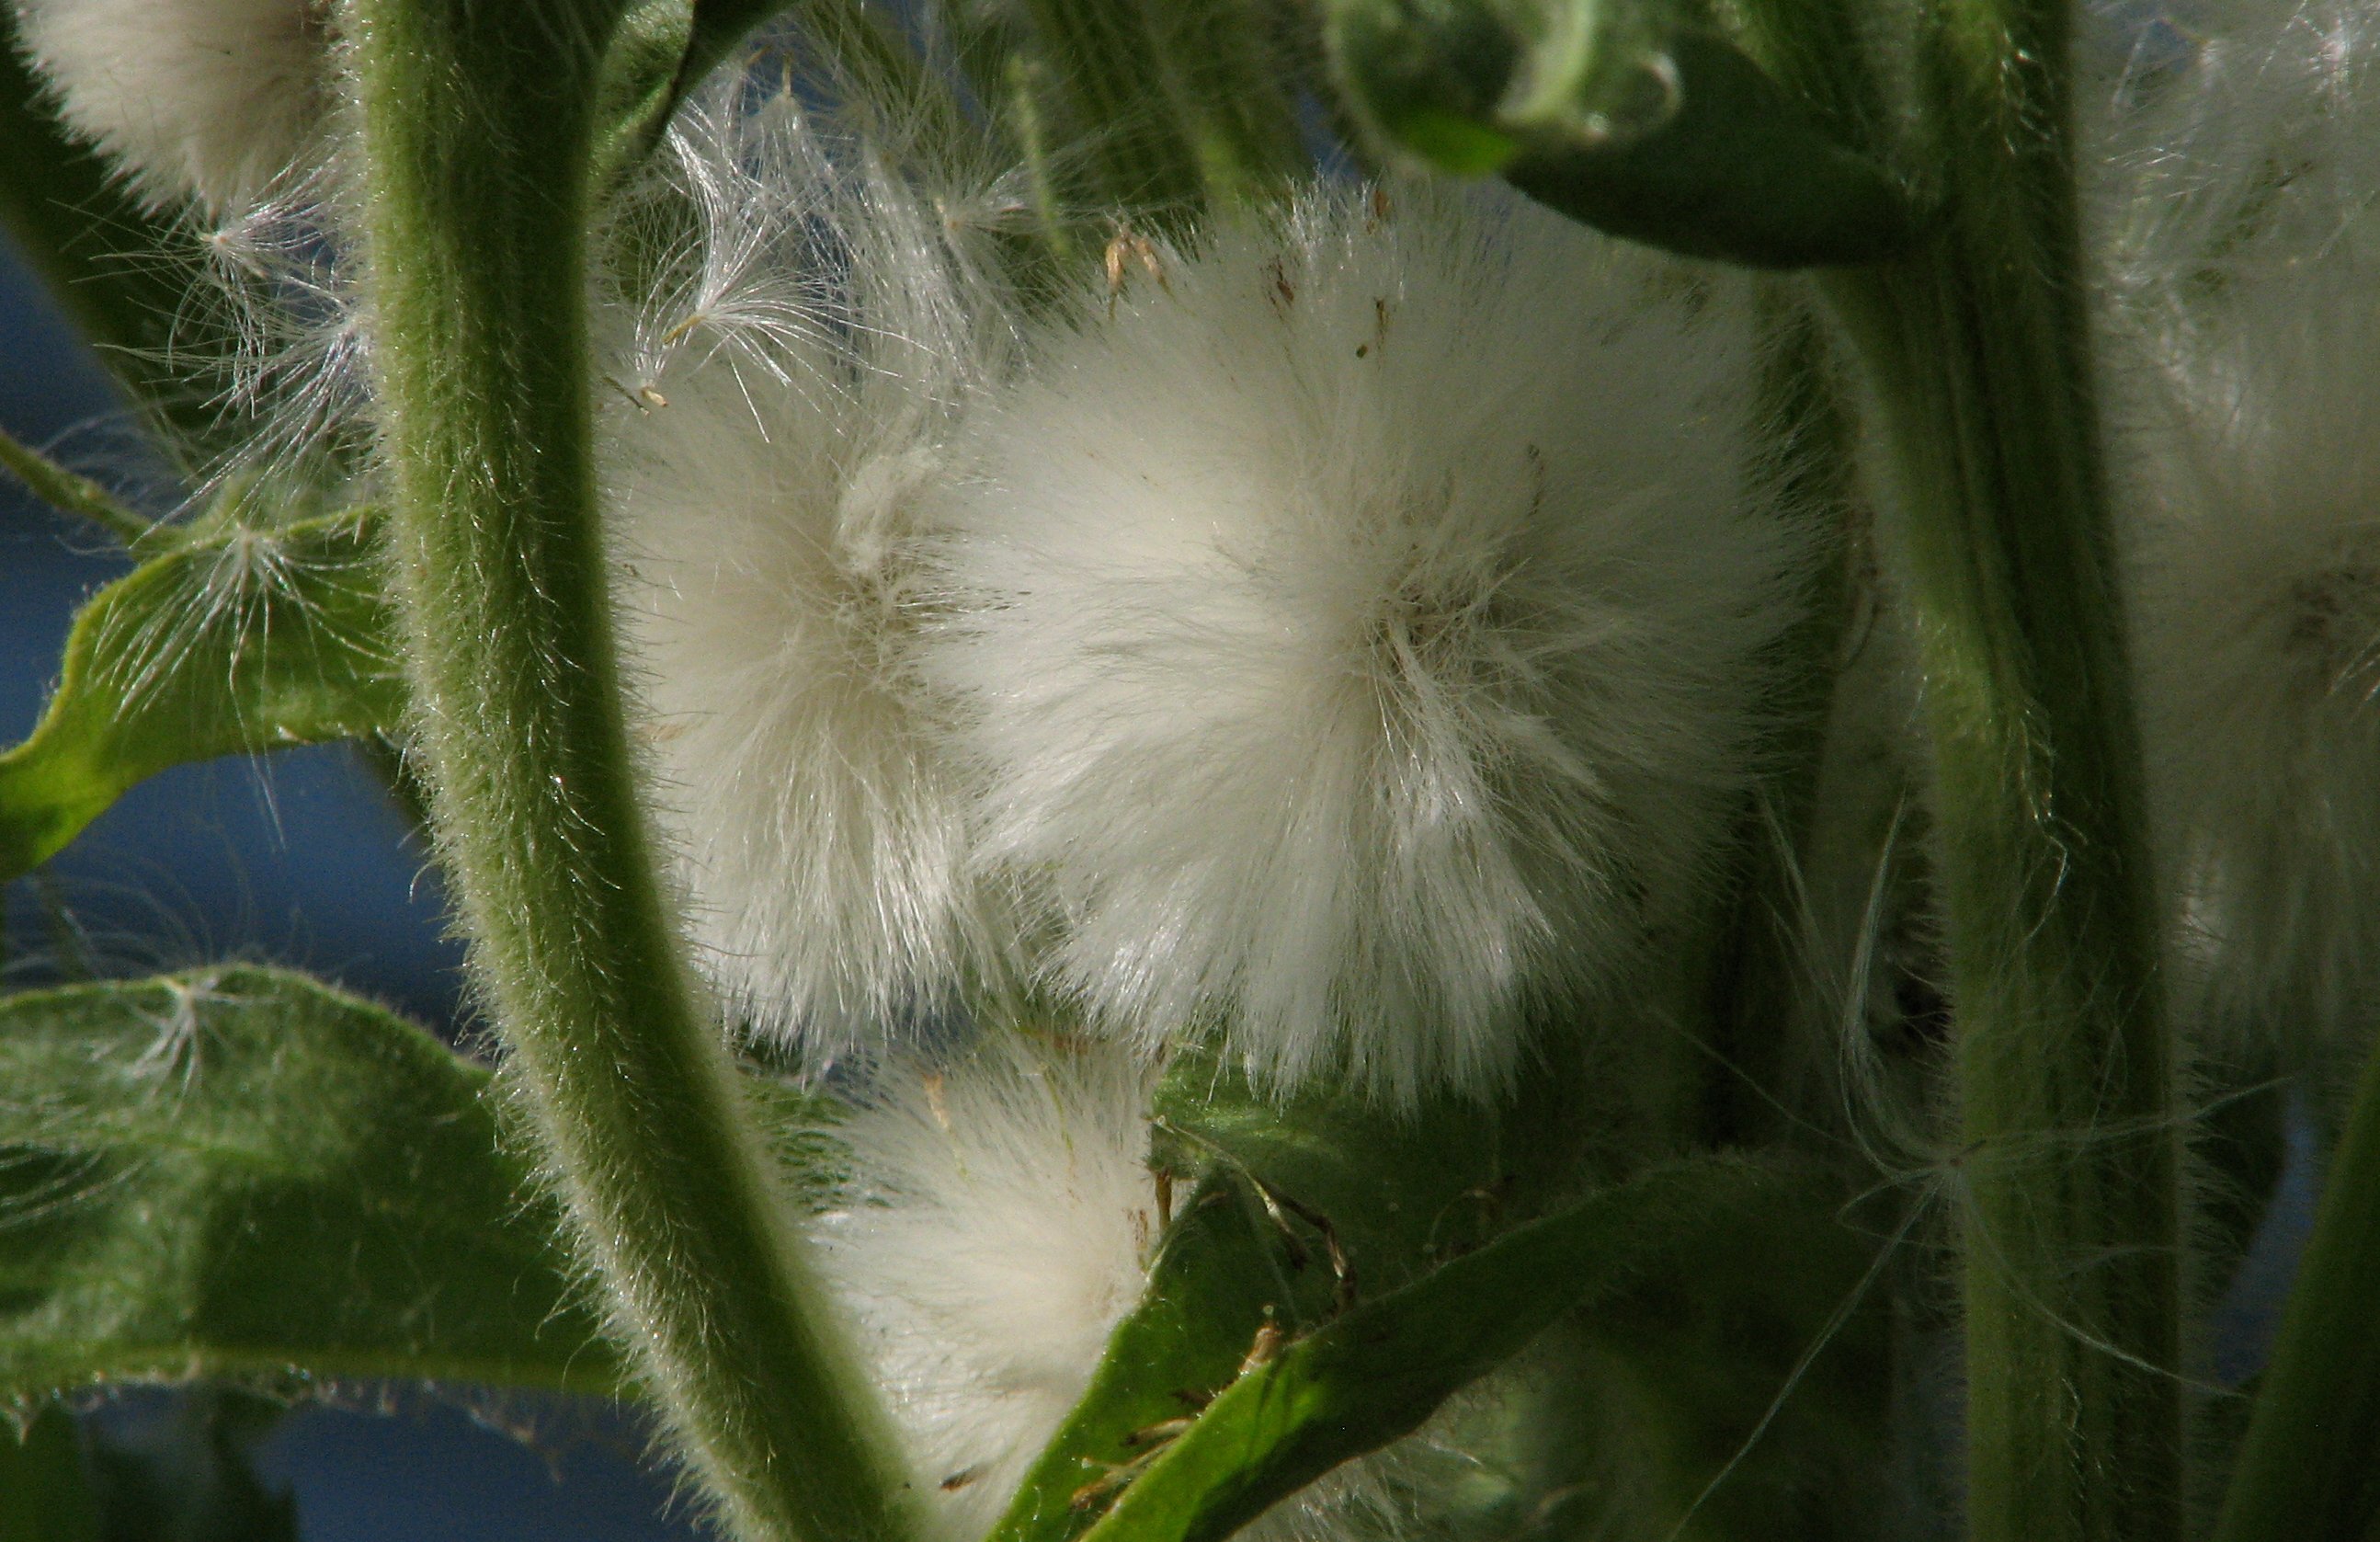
[0,966,621,1399]
[1071,1157,1800,1542]
[1,1405,100,1542]
[989,1034,1682,1542]
[593,0,798,191]
[984,1172,1322,1542]
[1323,0,1918,267]
[1150,1034,1662,1297]
[0,507,404,881]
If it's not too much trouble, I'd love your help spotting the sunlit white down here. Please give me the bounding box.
[926,180,1800,1103]
[13,0,327,214]
[600,80,1018,1063]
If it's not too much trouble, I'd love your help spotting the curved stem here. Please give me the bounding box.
[346,5,916,1540]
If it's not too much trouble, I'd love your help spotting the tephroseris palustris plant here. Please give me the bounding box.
[23,0,2380,1539]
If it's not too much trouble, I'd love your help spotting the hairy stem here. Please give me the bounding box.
[1018,0,1205,211]
[1691,287,1864,1150]
[2210,1035,2380,1540]
[347,5,914,1539]
[0,425,154,546]
[1821,0,2181,1513]
[1015,0,1300,218]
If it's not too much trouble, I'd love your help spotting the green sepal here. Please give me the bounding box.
[0,966,621,1400]
[1070,1157,1800,1542]
[1325,0,1918,267]
[0,507,404,881]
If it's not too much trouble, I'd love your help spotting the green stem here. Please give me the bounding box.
[1132,0,1303,205]
[1007,51,1077,262]
[347,6,914,1540]
[1691,286,1864,1150]
[2210,1036,2380,1540]
[1014,0,1298,220]
[1820,17,2181,1519]
[1018,0,1204,211]
[0,425,155,546]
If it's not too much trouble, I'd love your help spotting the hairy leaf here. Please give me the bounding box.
[1073,1158,1801,1542]
[1151,1035,1660,1297]
[1325,0,1917,267]
[0,508,404,881]
[983,1173,1321,1542]
[0,967,619,1399]
[990,1033,1680,1542]
[595,0,797,189]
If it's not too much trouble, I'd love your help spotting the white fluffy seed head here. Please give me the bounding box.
[602,81,1020,1063]
[925,180,1799,1104]
[810,1037,1462,1542]
[2090,0,2380,340]
[2089,0,2380,1078]
[2123,256,2380,1073]
[13,0,328,216]
[812,1037,1161,1542]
